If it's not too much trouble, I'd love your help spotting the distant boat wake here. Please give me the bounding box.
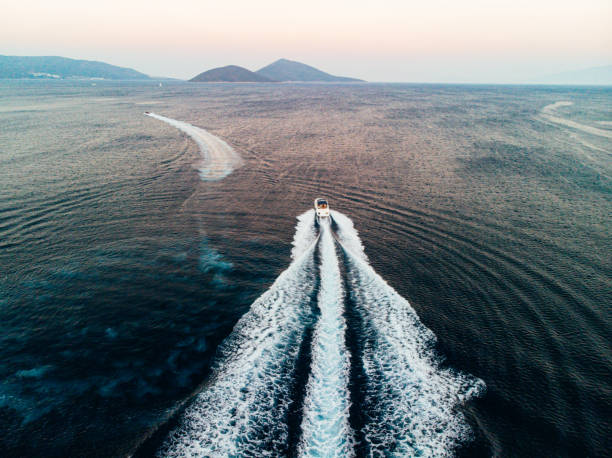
[159,210,484,457]
[538,101,612,139]
[145,112,243,181]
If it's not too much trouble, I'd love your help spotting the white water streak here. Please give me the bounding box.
[539,101,612,139]
[292,210,318,260]
[299,219,354,457]
[159,217,318,457]
[332,210,485,457]
[145,112,243,180]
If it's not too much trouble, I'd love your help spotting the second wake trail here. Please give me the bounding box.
[145,112,243,181]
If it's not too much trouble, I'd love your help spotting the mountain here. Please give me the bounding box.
[190,65,274,82]
[256,58,363,82]
[533,65,612,85]
[0,55,150,80]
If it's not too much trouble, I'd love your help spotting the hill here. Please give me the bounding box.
[190,65,274,82]
[533,65,612,85]
[0,55,150,80]
[256,58,363,82]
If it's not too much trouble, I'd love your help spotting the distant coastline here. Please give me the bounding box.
[1,54,609,85]
[0,55,150,80]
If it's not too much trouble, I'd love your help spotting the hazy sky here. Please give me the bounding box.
[2,0,611,82]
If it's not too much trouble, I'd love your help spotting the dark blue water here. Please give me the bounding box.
[0,80,610,456]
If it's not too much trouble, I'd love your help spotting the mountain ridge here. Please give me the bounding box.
[0,55,150,80]
[256,58,363,82]
[189,65,274,82]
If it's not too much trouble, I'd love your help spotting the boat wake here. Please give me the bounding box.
[160,210,484,457]
[145,113,243,181]
[538,101,612,139]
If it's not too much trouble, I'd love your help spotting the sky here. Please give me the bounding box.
[2,0,611,82]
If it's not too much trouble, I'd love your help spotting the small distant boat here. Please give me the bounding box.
[144,111,150,114]
[314,198,330,219]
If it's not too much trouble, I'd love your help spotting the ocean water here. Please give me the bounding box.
[0,80,610,456]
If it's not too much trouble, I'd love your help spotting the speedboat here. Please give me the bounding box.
[314,198,330,219]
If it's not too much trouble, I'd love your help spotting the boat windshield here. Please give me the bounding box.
[317,200,328,207]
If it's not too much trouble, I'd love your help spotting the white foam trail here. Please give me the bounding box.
[159,217,319,457]
[332,210,485,457]
[292,210,318,260]
[145,112,243,180]
[298,219,354,457]
[329,211,367,261]
[539,101,612,139]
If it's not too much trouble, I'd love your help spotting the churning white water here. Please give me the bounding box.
[298,219,354,457]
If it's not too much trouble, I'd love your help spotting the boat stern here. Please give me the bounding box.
[314,198,330,218]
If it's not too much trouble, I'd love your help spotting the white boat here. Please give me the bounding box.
[314,198,330,219]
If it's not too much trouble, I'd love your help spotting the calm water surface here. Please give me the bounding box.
[0,80,610,456]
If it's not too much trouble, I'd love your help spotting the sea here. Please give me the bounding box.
[0,79,610,457]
